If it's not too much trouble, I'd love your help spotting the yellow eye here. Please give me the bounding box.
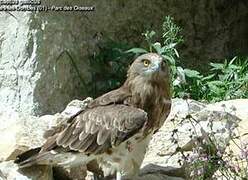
[143,60,150,67]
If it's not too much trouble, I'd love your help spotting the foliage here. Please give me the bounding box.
[88,41,132,97]
[88,16,183,97]
[126,16,248,102]
[87,15,248,102]
[174,57,248,102]
[126,16,183,75]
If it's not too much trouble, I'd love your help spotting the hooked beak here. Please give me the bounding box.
[150,61,162,73]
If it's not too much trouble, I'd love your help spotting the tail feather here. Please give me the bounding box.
[14,147,41,166]
[14,147,54,168]
[15,148,94,168]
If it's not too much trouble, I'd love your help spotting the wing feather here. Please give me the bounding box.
[50,104,147,155]
[79,131,88,141]
[90,123,99,134]
[69,138,81,150]
[56,127,71,146]
[73,126,82,135]
[87,88,131,108]
[85,120,92,133]
[97,128,110,145]
[79,134,97,152]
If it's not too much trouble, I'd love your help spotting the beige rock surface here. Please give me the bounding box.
[0,161,53,180]
[143,99,244,179]
[0,99,91,180]
[0,113,53,161]
[207,99,248,121]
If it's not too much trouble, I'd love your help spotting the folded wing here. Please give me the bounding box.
[43,104,148,155]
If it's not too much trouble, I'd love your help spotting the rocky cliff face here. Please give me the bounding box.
[0,0,247,116]
[170,0,248,69]
[0,12,37,116]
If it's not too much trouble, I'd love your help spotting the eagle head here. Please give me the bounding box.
[127,53,170,82]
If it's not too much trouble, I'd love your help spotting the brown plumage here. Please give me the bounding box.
[15,53,171,179]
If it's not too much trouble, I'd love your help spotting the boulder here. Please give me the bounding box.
[0,98,92,180]
[138,164,185,180]
[167,98,206,119]
[210,99,248,178]
[143,98,243,179]
[207,99,248,121]
[0,113,53,161]
[95,164,184,180]
[0,161,53,180]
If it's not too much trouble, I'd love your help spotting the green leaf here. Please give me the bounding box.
[207,80,225,86]
[174,49,179,58]
[184,69,202,78]
[162,54,175,65]
[228,56,237,65]
[202,74,215,81]
[152,42,162,54]
[148,30,156,37]
[176,66,186,83]
[125,48,148,54]
[228,64,240,70]
[165,43,177,49]
[210,62,224,70]
[142,30,156,40]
